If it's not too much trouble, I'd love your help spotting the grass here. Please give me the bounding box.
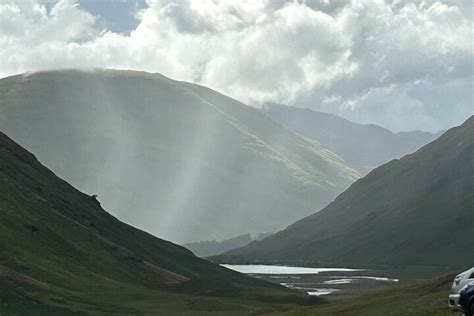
[0,271,458,315]
[0,131,319,315]
[0,123,465,315]
[272,273,455,315]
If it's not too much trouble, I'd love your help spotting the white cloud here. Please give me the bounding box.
[0,0,472,131]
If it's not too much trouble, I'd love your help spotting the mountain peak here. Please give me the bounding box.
[0,69,358,243]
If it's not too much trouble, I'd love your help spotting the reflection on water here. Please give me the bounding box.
[222,264,397,297]
[307,288,340,296]
[324,276,399,284]
[280,282,339,296]
[221,264,362,274]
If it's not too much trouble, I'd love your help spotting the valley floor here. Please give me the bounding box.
[0,272,456,315]
[271,273,455,316]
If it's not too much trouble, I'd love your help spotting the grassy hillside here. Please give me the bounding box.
[0,131,318,315]
[0,69,359,243]
[263,104,439,173]
[218,116,474,269]
[273,273,455,316]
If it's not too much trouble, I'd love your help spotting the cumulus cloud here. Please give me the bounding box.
[0,0,472,131]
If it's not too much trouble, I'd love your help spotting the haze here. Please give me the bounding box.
[0,0,473,315]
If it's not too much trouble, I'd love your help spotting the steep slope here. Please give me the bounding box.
[0,69,359,243]
[263,104,439,173]
[0,132,314,314]
[220,116,474,268]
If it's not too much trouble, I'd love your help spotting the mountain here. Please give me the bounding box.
[262,104,440,173]
[183,233,253,257]
[0,131,315,314]
[0,69,359,243]
[218,116,474,269]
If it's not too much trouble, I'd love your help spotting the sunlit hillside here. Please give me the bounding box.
[0,69,359,243]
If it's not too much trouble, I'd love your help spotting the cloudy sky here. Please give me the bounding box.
[0,0,472,132]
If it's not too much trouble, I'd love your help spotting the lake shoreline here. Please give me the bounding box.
[221,264,402,297]
[212,260,458,281]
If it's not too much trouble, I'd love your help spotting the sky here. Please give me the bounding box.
[0,0,472,132]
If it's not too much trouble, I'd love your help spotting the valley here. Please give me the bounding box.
[276,273,457,316]
[0,1,472,314]
[0,131,317,315]
[221,264,400,299]
[0,71,471,316]
[0,69,359,244]
[218,116,473,268]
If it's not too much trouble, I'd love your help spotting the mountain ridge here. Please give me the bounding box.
[217,115,474,269]
[262,104,440,173]
[0,69,359,243]
[0,130,316,314]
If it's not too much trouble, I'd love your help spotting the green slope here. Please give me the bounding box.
[273,273,455,316]
[218,116,474,269]
[263,104,439,173]
[0,69,359,243]
[0,132,317,314]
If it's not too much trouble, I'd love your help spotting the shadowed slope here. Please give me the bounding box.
[0,132,317,314]
[219,116,474,269]
[0,69,359,243]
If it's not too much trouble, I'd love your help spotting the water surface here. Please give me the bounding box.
[221,264,397,297]
[221,264,362,275]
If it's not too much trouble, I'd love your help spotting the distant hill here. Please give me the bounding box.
[0,69,359,243]
[218,116,474,269]
[262,104,440,173]
[183,233,253,257]
[0,131,314,314]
